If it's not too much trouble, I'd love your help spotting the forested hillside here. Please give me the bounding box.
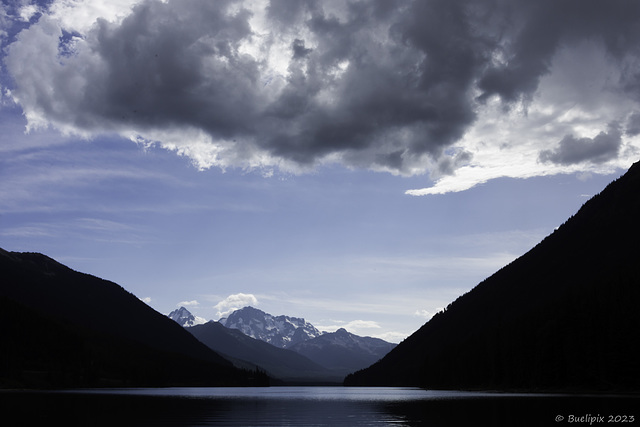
[346,161,640,392]
[0,249,268,388]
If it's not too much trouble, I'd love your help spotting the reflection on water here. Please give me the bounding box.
[2,387,638,426]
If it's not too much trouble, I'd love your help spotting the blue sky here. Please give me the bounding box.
[2,0,639,342]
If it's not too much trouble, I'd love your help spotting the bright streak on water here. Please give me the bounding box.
[4,386,638,426]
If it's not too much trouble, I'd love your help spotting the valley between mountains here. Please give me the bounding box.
[168,305,396,383]
[2,161,640,391]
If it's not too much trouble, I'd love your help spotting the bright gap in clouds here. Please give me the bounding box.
[407,39,640,195]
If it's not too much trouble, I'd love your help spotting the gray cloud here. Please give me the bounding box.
[436,150,474,177]
[93,0,259,136]
[477,1,640,105]
[5,0,640,175]
[291,39,312,60]
[539,123,622,165]
[626,112,640,137]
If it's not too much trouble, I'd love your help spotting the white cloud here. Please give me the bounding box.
[178,300,199,307]
[140,296,152,304]
[406,40,640,196]
[47,0,140,33]
[315,319,414,343]
[316,319,381,334]
[18,4,39,22]
[214,292,259,318]
[375,331,410,344]
[414,307,444,320]
[414,309,431,319]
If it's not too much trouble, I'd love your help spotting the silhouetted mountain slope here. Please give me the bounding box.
[187,321,341,383]
[290,328,396,377]
[345,161,640,391]
[0,249,268,388]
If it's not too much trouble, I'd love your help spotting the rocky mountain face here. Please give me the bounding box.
[169,305,398,382]
[211,307,398,380]
[219,306,322,349]
[167,306,206,327]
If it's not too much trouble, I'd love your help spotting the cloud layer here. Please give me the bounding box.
[214,292,259,318]
[4,0,640,191]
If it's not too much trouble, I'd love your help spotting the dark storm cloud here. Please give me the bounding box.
[476,0,640,105]
[539,123,622,165]
[5,0,640,174]
[92,0,259,137]
[291,39,312,60]
[625,112,640,137]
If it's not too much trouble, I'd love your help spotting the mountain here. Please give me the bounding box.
[289,328,396,377]
[186,321,342,383]
[345,161,640,392]
[217,307,397,379]
[0,249,268,388]
[168,306,206,327]
[219,306,322,348]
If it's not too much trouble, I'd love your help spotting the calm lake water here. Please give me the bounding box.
[2,386,638,426]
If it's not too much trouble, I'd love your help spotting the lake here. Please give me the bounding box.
[2,386,638,426]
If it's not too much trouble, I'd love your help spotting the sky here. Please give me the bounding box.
[1,0,639,342]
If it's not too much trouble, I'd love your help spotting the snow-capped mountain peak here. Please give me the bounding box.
[167,306,207,327]
[219,306,322,348]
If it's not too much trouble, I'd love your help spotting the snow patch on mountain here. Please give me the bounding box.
[168,306,207,327]
[219,306,322,349]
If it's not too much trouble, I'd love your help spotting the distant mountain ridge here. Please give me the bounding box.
[219,306,323,349]
[168,306,206,327]
[345,161,640,391]
[290,328,396,377]
[169,306,396,382]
